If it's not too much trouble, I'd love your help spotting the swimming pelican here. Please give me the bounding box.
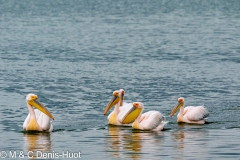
[103,89,133,126]
[170,97,209,124]
[120,102,167,131]
[23,94,54,132]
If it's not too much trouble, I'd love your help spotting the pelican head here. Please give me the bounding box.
[170,97,185,117]
[103,90,124,115]
[133,102,144,109]
[119,102,143,124]
[26,94,54,120]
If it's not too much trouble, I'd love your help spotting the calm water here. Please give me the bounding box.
[1,0,240,159]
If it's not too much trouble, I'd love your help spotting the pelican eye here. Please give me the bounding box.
[134,103,139,107]
[31,96,37,100]
[113,91,119,96]
[178,98,184,102]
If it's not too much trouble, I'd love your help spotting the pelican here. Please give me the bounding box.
[103,89,133,126]
[170,97,209,124]
[119,102,167,131]
[23,94,54,132]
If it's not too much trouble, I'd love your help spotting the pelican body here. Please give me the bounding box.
[23,94,54,132]
[119,102,167,131]
[103,89,133,126]
[170,97,209,124]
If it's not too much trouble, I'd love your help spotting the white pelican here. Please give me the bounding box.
[103,89,133,126]
[119,102,167,131]
[170,97,209,124]
[23,94,54,132]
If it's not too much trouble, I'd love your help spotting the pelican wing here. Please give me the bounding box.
[23,109,53,132]
[34,109,53,132]
[139,111,165,130]
[185,106,209,121]
[119,102,132,112]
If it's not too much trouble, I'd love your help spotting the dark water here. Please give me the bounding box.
[1,0,240,159]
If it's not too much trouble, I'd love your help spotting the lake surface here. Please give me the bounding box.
[1,0,240,159]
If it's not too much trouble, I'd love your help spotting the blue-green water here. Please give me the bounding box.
[1,0,240,159]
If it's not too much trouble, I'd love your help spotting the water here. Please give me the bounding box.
[0,0,240,159]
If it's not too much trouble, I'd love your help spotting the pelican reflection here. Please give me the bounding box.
[23,133,52,158]
[171,127,208,160]
[106,125,164,160]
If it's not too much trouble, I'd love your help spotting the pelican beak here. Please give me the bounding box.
[28,100,54,120]
[103,95,120,115]
[170,102,183,117]
[119,104,142,124]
